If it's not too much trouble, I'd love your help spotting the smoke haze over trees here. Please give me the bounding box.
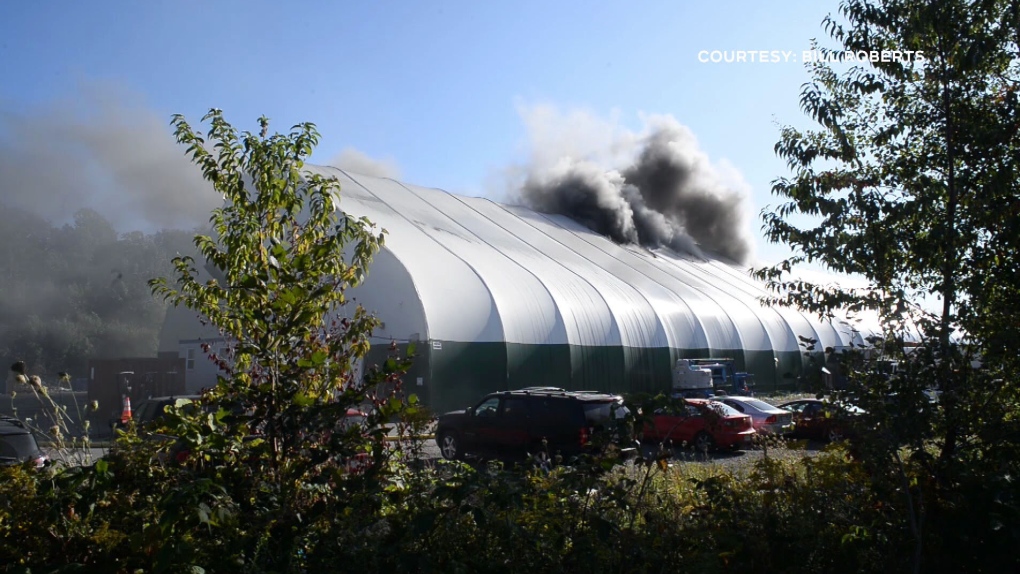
[0,85,212,376]
[0,205,199,376]
[0,86,409,378]
[0,85,214,377]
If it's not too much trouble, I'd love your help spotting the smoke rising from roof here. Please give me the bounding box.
[0,83,218,233]
[513,104,753,264]
[327,147,402,179]
[521,159,637,245]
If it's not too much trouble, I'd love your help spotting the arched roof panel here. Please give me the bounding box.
[498,205,665,348]
[456,198,622,346]
[307,166,503,343]
[368,176,566,345]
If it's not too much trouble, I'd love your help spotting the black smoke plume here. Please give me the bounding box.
[519,116,752,264]
[520,160,638,245]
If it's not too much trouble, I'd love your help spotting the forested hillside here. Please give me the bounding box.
[0,204,198,375]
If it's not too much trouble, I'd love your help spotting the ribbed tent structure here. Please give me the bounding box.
[159,166,873,414]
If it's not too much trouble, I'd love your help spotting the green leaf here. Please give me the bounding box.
[309,350,329,366]
[238,275,260,289]
[277,290,298,305]
[293,391,315,407]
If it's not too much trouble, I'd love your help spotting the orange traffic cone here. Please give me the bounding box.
[120,396,133,425]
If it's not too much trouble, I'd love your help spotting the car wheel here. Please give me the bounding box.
[693,432,714,453]
[827,428,844,443]
[438,432,462,460]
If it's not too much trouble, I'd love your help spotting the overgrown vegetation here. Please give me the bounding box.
[3,2,1020,571]
[5,364,98,468]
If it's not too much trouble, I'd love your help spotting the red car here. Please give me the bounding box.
[339,408,372,474]
[642,399,755,451]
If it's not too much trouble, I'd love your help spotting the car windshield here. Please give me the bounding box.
[582,401,628,424]
[706,401,743,417]
[736,398,780,412]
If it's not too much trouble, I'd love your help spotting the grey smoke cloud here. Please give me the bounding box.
[328,147,402,179]
[521,159,637,244]
[514,105,753,264]
[0,83,218,232]
[0,85,404,233]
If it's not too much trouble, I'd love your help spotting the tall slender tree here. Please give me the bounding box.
[757,1,1020,569]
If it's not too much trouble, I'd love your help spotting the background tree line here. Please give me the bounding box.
[0,206,198,376]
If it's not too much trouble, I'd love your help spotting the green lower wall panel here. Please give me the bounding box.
[362,342,432,406]
[621,347,672,395]
[428,341,508,415]
[572,345,624,393]
[506,343,571,389]
[411,340,825,415]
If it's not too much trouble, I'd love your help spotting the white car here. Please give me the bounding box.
[716,396,794,435]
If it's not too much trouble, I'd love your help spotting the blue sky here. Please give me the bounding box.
[0,0,840,264]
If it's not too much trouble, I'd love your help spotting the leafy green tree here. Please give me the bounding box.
[756,0,1020,570]
[148,109,410,571]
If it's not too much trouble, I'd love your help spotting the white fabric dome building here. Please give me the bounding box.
[159,166,872,414]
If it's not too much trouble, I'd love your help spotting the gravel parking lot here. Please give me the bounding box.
[407,436,821,473]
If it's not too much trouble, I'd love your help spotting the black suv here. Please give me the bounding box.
[435,388,631,462]
[0,416,48,468]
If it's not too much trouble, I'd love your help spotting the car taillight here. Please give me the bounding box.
[579,427,590,446]
[175,450,191,463]
[765,415,777,424]
[727,417,752,429]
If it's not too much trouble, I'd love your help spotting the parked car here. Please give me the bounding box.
[110,394,203,433]
[436,388,631,462]
[778,399,863,442]
[0,416,48,468]
[717,396,794,435]
[641,399,755,451]
[331,407,373,474]
[136,395,205,427]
